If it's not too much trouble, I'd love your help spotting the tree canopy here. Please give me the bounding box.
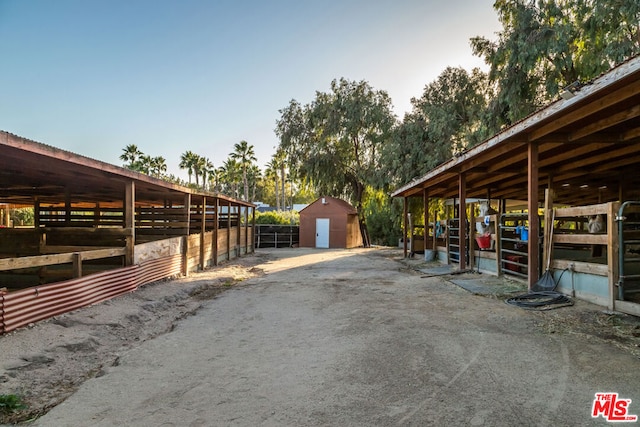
[471,0,640,126]
[276,78,396,213]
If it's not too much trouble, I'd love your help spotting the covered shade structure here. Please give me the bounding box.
[0,131,255,333]
[392,55,640,313]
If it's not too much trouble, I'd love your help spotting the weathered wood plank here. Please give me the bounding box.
[555,203,609,217]
[553,234,607,245]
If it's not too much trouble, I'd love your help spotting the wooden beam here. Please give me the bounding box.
[528,142,540,290]
[124,181,135,266]
[403,197,408,258]
[227,200,231,261]
[213,197,219,266]
[621,126,640,141]
[423,188,429,258]
[555,203,610,216]
[528,78,640,141]
[183,193,191,276]
[200,197,206,270]
[569,104,640,141]
[553,234,607,245]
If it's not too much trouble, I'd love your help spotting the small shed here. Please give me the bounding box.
[299,197,363,249]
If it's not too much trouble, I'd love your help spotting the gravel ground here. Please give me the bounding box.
[2,247,640,426]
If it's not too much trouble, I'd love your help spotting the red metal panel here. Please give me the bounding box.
[1,254,184,334]
[2,266,138,333]
[136,254,183,287]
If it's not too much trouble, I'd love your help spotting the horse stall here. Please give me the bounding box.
[393,56,640,317]
[0,131,256,333]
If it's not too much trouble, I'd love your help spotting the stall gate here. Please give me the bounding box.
[617,201,640,303]
[447,218,462,265]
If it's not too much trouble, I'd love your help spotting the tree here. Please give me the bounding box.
[200,157,214,191]
[415,67,491,153]
[137,155,153,175]
[264,159,280,210]
[219,158,242,199]
[247,164,261,202]
[150,156,167,178]
[120,144,142,169]
[179,151,199,185]
[271,149,287,210]
[471,0,640,126]
[276,78,396,215]
[208,167,220,193]
[230,140,257,201]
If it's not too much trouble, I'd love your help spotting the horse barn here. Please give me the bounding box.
[392,55,640,317]
[0,132,255,333]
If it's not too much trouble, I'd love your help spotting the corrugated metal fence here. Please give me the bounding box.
[0,254,182,334]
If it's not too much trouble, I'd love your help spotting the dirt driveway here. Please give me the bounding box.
[3,247,640,426]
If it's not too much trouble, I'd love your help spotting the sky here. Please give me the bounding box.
[0,0,501,181]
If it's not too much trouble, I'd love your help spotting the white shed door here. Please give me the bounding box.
[315,218,330,248]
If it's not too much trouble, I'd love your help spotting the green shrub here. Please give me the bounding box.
[0,394,27,414]
[255,210,299,225]
[362,191,402,246]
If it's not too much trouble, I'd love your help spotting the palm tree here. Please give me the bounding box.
[230,140,257,201]
[247,164,261,202]
[220,158,242,199]
[202,158,215,191]
[193,155,212,190]
[208,167,220,193]
[120,144,143,168]
[264,160,280,211]
[179,151,199,185]
[150,156,167,178]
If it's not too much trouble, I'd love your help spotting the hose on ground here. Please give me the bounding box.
[505,291,574,310]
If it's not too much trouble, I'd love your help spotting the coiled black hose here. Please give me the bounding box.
[505,291,574,310]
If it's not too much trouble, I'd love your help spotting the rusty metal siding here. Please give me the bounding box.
[0,254,182,334]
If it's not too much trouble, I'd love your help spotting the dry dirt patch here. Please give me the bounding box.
[401,255,640,359]
[0,254,268,425]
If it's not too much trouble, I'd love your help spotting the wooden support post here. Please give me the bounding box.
[244,206,249,254]
[94,203,100,227]
[236,205,242,257]
[423,188,429,259]
[432,208,438,261]
[469,203,476,272]
[65,190,71,226]
[458,174,467,271]
[251,206,256,253]
[34,198,40,228]
[542,188,555,275]
[495,206,502,276]
[72,252,82,278]
[200,197,206,270]
[213,198,219,266]
[124,181,135,266]
[528,142,540,290]
[183,194,191,276]
[227,200,231,261]
[403,197,408,258]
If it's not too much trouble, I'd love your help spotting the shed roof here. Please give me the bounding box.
[0,131,254,208]
[392,55,640,206]
[300,197,358,215]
